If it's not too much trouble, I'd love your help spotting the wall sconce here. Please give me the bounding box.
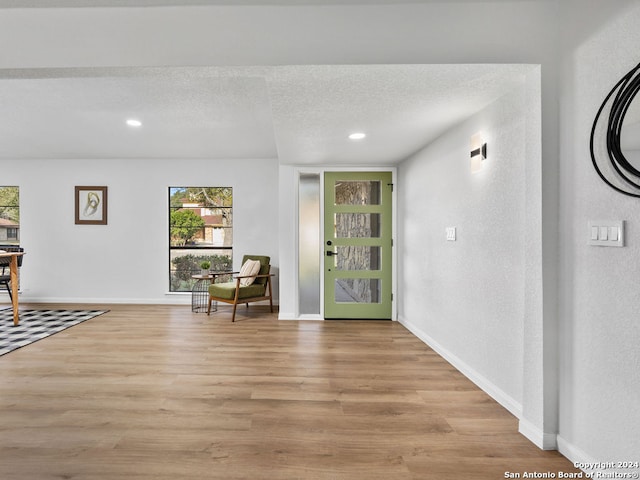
[470,133,487,173]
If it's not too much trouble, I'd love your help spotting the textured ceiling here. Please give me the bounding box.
[0,68,276,159]
[0,65,530,164]
[267,64,528,165]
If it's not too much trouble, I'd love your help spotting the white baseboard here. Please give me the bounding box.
[399,315,522,419]
[278,312,324,321]
[19,296,190,305]
[17,295,279,307]
[557,435,597,470]
[519,417,558,450]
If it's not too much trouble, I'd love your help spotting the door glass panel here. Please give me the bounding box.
[334,278,381,304]
[334,246,380,271]
[334,213,381,238]
[334,181,381,205]
[298,174,320,315]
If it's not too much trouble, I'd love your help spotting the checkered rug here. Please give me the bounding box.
[0,309,108,357]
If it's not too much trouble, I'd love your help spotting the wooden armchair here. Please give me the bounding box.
[206,255,274,322]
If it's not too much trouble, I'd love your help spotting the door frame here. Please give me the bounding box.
[293,166,397,321]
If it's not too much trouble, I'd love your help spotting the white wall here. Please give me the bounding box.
[398,82,529,416]
[557,0,640,464]
[0,157,279,303]
[278,164,298,318]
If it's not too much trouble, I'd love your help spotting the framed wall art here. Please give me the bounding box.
[75,186,108,225]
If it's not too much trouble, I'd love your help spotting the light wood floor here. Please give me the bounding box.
[0,303,579,479]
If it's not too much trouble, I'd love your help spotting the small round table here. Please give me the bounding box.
[191,272,233,313]
[191,274,215,313]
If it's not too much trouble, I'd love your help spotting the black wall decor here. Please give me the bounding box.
[590,61,640,197]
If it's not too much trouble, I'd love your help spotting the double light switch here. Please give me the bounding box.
[588,221,624,247]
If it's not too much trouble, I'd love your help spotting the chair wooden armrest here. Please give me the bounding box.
[234,273,275,280]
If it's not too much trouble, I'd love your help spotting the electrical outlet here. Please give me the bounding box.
[446,227,456,241]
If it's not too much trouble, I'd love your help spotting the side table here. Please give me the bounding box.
[191,272,232,313]
[191,274,214,313]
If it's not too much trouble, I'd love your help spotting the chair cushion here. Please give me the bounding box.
[239,259,261,286]
[209,281,266,300]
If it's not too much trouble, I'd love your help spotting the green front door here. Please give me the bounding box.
[324,172,393,319]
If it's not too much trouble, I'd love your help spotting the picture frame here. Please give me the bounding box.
[75,186,108,225]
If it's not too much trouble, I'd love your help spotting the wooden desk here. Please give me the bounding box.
[0,251,24,326]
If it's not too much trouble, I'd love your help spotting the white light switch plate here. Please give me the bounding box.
[588,221,624,247]
[446,227,456,241]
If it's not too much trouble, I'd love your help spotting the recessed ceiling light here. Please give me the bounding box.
[349,132,366,140]
[126,119,142,127]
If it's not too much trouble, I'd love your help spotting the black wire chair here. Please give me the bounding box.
[0,245,24,301]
